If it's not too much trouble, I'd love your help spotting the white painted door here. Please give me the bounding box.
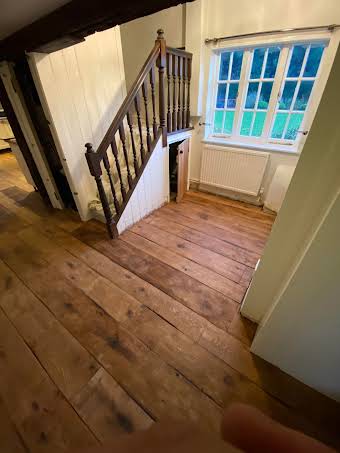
[176,138,190,202]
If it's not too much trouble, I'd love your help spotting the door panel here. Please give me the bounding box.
[176,138,189,202]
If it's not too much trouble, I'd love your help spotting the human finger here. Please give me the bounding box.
[221,403,334,453]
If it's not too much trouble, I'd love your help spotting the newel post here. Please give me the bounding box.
[85,143,116,239]
[156,29,167,147]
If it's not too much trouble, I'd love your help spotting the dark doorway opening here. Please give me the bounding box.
[169,138,189,202]
[0,74,50,204]
[14,58,76,209]
[169,140,182,201]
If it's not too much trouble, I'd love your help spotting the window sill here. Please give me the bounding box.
[202,137,300,155]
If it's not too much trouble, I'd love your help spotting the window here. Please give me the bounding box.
[209,39,327,150]
[214,50,244,135]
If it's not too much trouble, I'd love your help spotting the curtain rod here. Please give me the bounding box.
[204,24,340,44]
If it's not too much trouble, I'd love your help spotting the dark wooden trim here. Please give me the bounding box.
[112,128,162,226]
[0,0,193,60]
[157,29,167,147]
[166,47,193,58]
[166,48,192,134]
[167,127,194,137]
[0,75,50,204]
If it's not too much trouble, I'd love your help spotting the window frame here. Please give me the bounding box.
[268,42,326,145]
[205,32,331,153]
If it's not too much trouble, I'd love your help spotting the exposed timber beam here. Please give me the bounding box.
[0,0,192,60]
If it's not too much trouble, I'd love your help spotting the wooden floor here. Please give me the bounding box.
[1,150,340,452]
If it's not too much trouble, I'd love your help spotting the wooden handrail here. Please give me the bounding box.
[97,41,161,156]
[166,46,193,58]
[84,29,192,238]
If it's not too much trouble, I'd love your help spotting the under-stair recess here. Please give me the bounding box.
[85,29,193,238]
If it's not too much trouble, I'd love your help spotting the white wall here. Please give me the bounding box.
[185,0,340,200]
[204,0,340,38]
[251,189,340,401]
[241,43,340,324]
[241,40,340,403]
[29,26,126,220]
[120,5,185,90]
[117,136,169,233]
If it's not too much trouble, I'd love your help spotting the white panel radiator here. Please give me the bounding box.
[200,144,269,196]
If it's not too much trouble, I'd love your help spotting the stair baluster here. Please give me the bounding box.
[134,91,146,164]
[166,52,172,132]
[110,136,127,201]
[126,109,139,176]
[118,123,133,188]
[177,56,182,130]
[142,80,152,152]
[182,57,186,129]
[186,57,191,128]
[103,151,120,214]
[172,54,177,132]
[149,65,158,139]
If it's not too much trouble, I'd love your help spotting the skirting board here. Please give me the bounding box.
[190,180,263,206]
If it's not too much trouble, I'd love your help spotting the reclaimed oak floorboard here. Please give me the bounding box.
[1,152,340,449]
[144,210,260,268]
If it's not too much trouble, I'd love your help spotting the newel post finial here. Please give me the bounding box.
[85,142,94,153]
[157,28,164,40]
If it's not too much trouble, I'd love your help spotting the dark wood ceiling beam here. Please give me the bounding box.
[0,0,192,60]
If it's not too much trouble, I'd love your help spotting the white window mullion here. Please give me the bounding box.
[249,48,269,136]
[263,46,289,140]
[224,82,230,109]
[260,48,269,79]
[281,45,311,140]
[234,49,251,137]
[208,54,219,137]
[228,52,234,80]
[281,80,300,138]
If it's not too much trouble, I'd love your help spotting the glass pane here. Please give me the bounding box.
[214,111,224,133]
[223,111,235,134]
[304,46,324,77]
[252,112,267,137]
[294,81,314,111]
[287,45,308,77]
[279,81,297,110]
[250,48,265,79]
[219,52,230,80]
[245,82,259,109]
[264,47,280,78]
[216,84,227,108]
[271,112,288,138]
[240,111,253,136]
[227,83,238,108]
[284,113,304,140]
[257,82,273,110]
[231,51,243,80]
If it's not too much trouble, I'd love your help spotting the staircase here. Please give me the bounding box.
[85,29,192,238]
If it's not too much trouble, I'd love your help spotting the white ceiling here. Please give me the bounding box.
[0,0,71,40]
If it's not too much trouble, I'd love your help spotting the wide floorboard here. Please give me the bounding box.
[1,151,340,451]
